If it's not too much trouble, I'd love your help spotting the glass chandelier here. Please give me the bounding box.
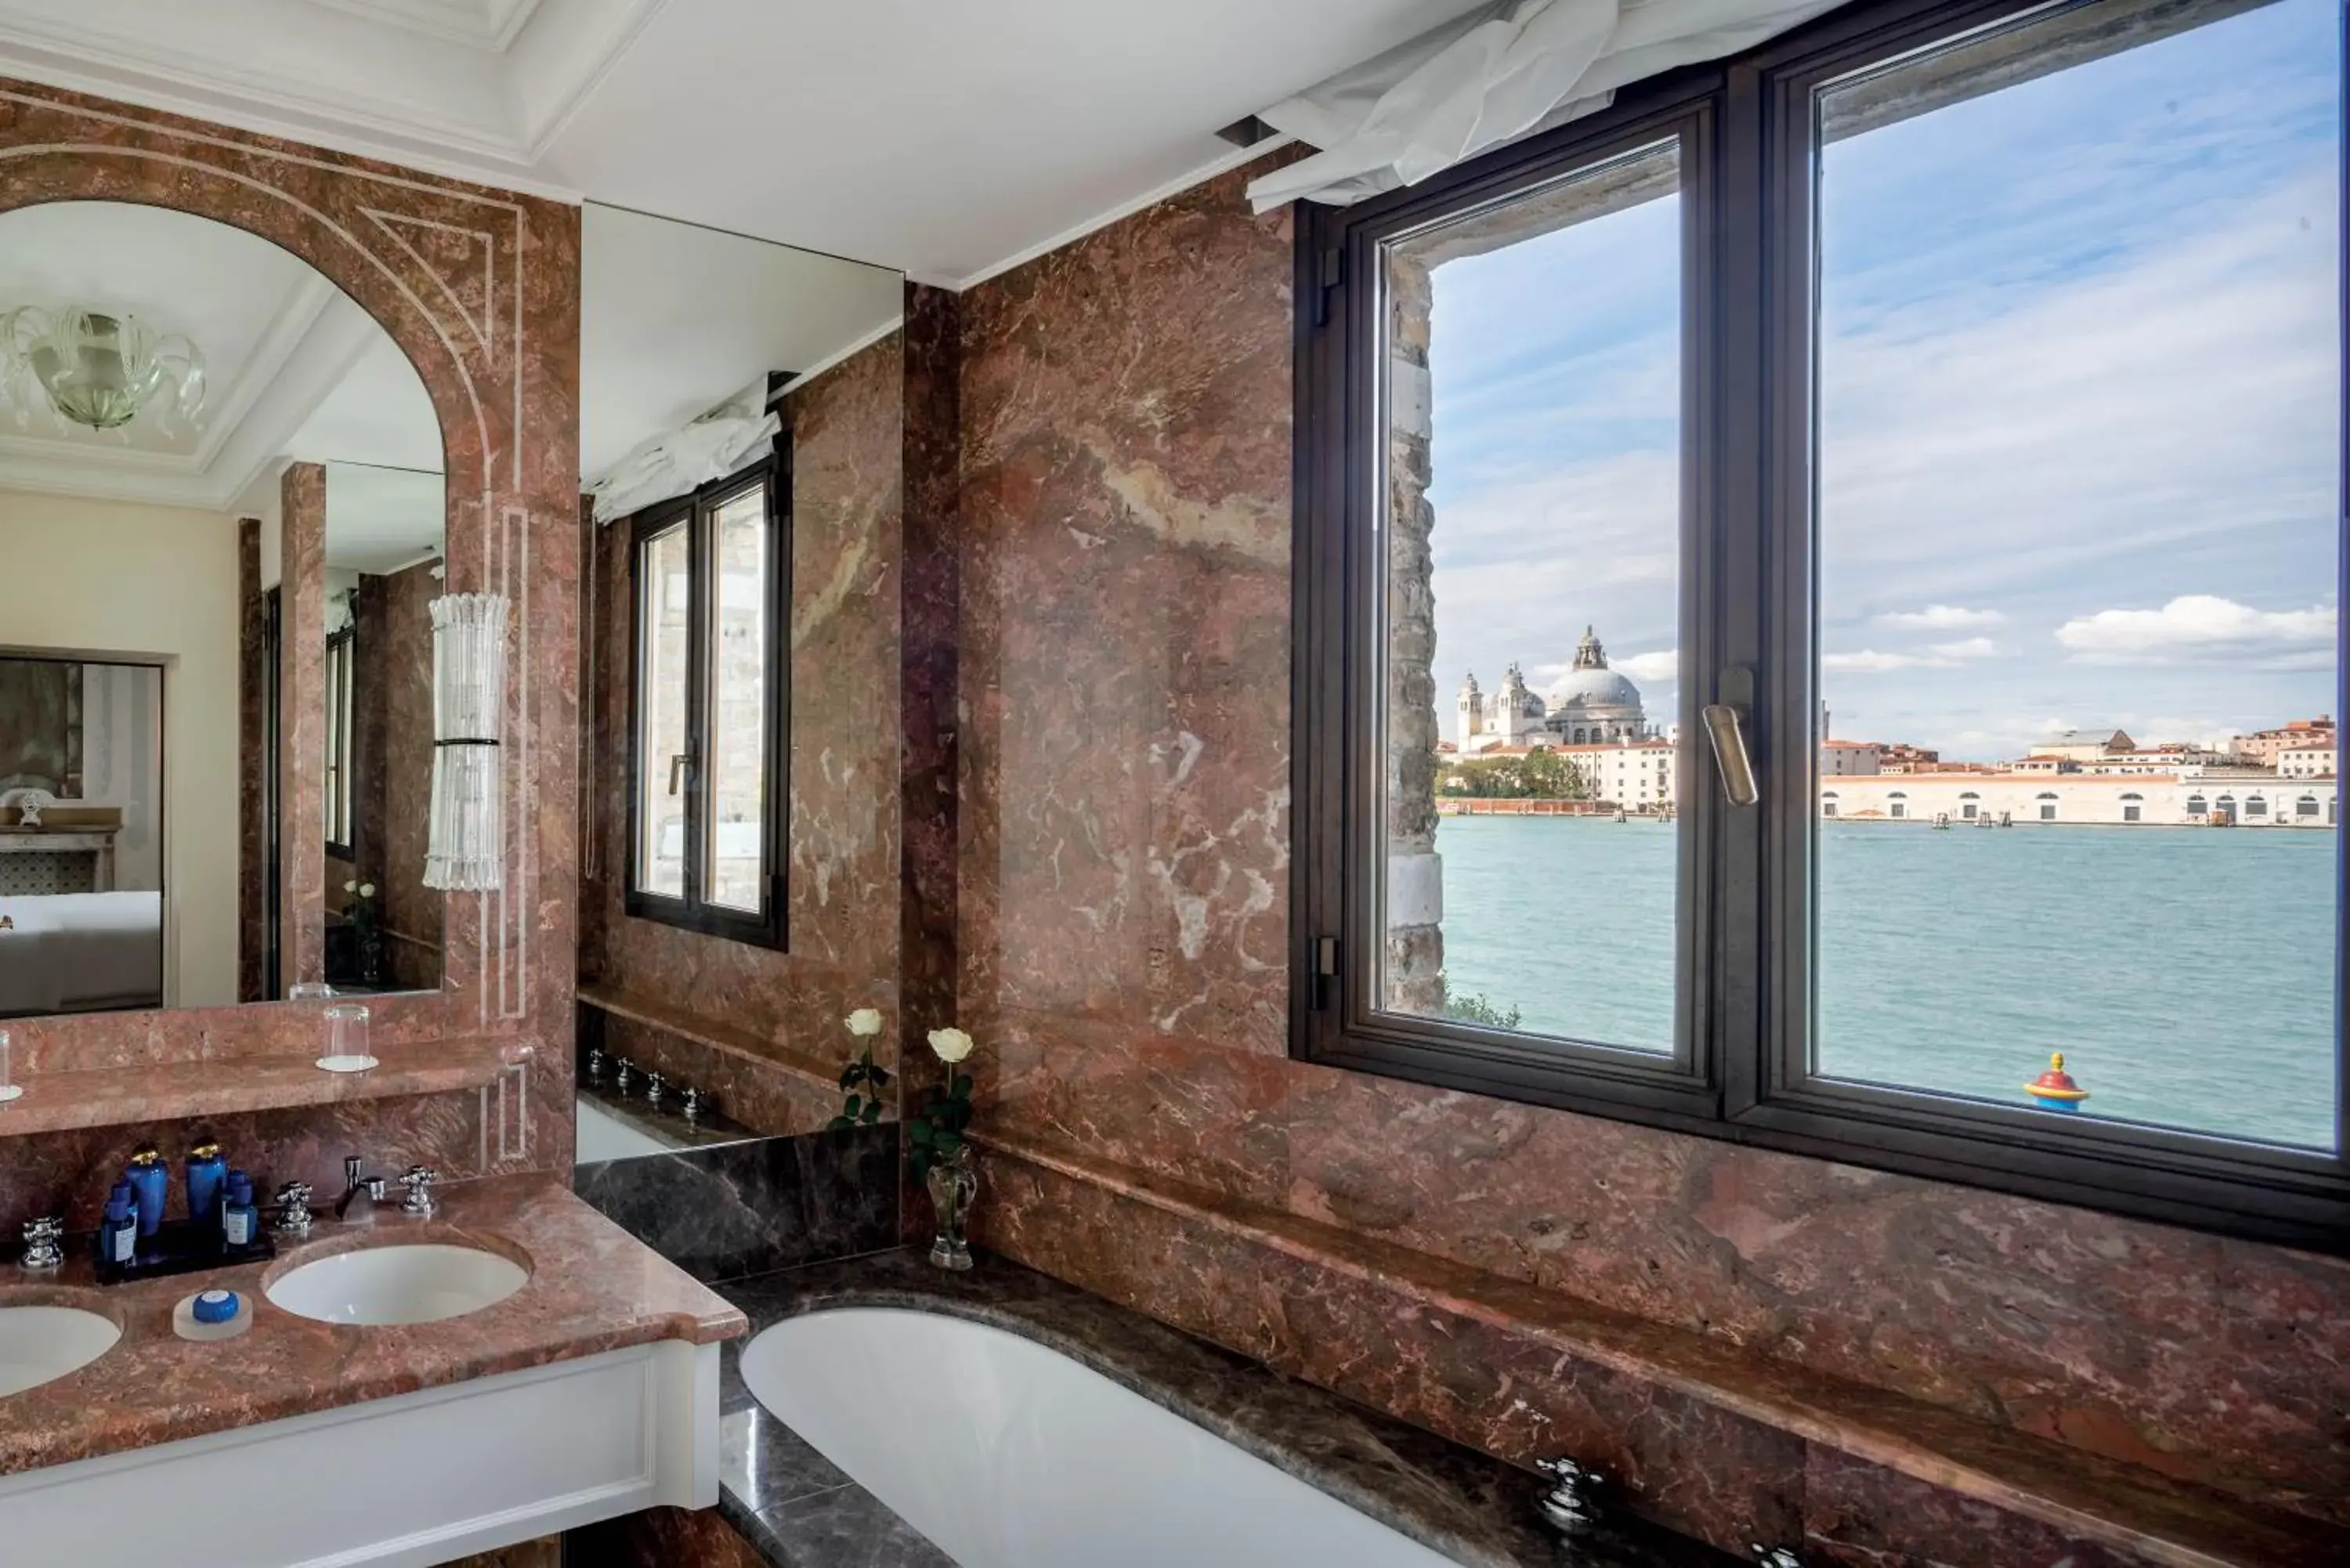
[423,593,510,892]
[0,306,205,432]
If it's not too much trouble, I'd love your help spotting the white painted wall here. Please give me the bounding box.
[0,488,243,1006]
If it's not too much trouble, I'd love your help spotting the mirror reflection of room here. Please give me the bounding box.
[0,200,446,1016]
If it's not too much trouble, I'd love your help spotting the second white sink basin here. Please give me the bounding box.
[267,1243,528,1326]
[0,1304,121,1396]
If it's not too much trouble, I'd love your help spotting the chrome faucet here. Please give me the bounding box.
[20,1216,63,1271]
[335,1155,388,1224]
[1534,1455,1605,1535]
[398,1165,437,1219]
[1753,1549,1807,1568]
[273,1181,315,1239]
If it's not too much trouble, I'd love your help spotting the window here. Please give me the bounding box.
[324,626,354,858]
[1294,0,2347,1246]
[2249,797,2269,817]
[626,461,788,947]
[2300,796,2323,818]
[2121,793,2143,824]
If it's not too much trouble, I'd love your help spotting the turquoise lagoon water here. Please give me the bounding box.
[1432,815,2339,1151]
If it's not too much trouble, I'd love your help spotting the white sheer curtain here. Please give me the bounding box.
[588,380,778,524]
[1246,0,1841,211]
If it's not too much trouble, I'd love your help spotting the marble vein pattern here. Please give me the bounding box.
[949,145,2350,1541]
[0,75,583,1174]
[574,1124,900,1284]
[710,1248,1738,1568]
[279,460,328,990]
[0,1175,741,1476]
[580,334,906,1136]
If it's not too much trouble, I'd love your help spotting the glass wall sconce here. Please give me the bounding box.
[424,592,509,892]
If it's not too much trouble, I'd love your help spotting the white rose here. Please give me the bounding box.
[845,1007,884,1038]
[927,1027,974,1064]
[359,883,377,898]
[343,880,357,894]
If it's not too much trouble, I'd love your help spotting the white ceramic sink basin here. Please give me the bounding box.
[266,1242,528,1326]
[0,1304,121,1396]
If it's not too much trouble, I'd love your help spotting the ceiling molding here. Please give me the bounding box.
[306,0,546,52]
[0,0,670,197]
[186,273,342,471]
[937,134,1296,294]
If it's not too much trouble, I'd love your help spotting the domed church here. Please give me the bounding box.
[1543,627,1649,744]
[1453,627,1654,752]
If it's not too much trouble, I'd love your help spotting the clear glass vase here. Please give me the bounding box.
[926,1145,978,1271]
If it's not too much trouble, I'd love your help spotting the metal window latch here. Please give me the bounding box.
[667,753,691,797]
[20,1216,63,1271]
[1705,666,1760,807]
[1534,1456,1605,1535]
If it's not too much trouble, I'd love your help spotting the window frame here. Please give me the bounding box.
[1292,0,2350,1250]
[623,455,791,950]
[323,623,355,861]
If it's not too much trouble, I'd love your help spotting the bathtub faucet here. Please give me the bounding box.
[1533,1455,1605,1535]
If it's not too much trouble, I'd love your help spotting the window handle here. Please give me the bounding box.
[1703,704,1759,807]
[667,753,692,797]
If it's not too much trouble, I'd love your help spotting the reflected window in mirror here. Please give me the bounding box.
[625,460,788,948]
[323,625,355,859]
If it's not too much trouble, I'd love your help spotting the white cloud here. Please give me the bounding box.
[1824,638,1998,674]
[1878,605,2004,630]
[2053,594,2334,663]
[1617,649,1679,682]
[1822,649,1933,674]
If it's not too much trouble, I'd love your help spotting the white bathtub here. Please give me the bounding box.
[738,1307,1466,1568]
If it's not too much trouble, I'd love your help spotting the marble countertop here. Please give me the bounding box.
[710,1249,1739,1568]
[0,1174,745,1476]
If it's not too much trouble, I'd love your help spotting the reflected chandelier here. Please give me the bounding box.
[0,305,205,433]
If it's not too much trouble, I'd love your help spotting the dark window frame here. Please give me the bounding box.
[623,453,791,950]
[1292,0,2350,1251]
[324,623,356,862]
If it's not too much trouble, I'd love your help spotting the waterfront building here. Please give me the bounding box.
[2039,728,2136,762]
[1820,739,1882,775]
[1817,772,2337,826]
[2236,716,2335,768]
[2278,740,2338,779]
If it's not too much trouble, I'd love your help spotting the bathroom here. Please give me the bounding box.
[0,0,2342,1563]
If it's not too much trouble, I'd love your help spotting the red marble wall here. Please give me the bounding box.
[581,335,906,1133]
[953,156,2350,1561]
[0,77,581,1213]
[277,461,327,992]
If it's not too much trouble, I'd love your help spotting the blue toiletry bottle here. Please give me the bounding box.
[126,1145,168,1237]
[186,1138,226,1234]
[222,1170,258,1249]
[99,1185,137,1267]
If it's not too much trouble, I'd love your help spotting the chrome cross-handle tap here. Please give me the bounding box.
[399,1165,437,1219]
[584,1045,607,1086]
[20,1215,63,1271]
[680,1085,705,1121]
[1534,1455,1606,1535]
[613,1057,637,1095]
[1752,1549,1807,1568]
[644,1070,667,1107]
[273,1181,315,1239]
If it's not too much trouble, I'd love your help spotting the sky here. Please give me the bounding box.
[1421,0,2341,763]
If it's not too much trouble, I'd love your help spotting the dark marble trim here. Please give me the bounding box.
[710,1248,1738,1568]
[574,1125,900,1284]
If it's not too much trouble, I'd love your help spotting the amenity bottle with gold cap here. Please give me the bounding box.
[186,1138,226,1234]
[125,1144,168,1237]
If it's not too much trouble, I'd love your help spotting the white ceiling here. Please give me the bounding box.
[325,461,445,572]
[0,0,1488,286]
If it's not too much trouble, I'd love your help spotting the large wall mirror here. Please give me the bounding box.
[0,201,446,1019]
[573,204,903,1169]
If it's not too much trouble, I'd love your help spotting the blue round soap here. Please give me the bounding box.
[192,1288,240,1324]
